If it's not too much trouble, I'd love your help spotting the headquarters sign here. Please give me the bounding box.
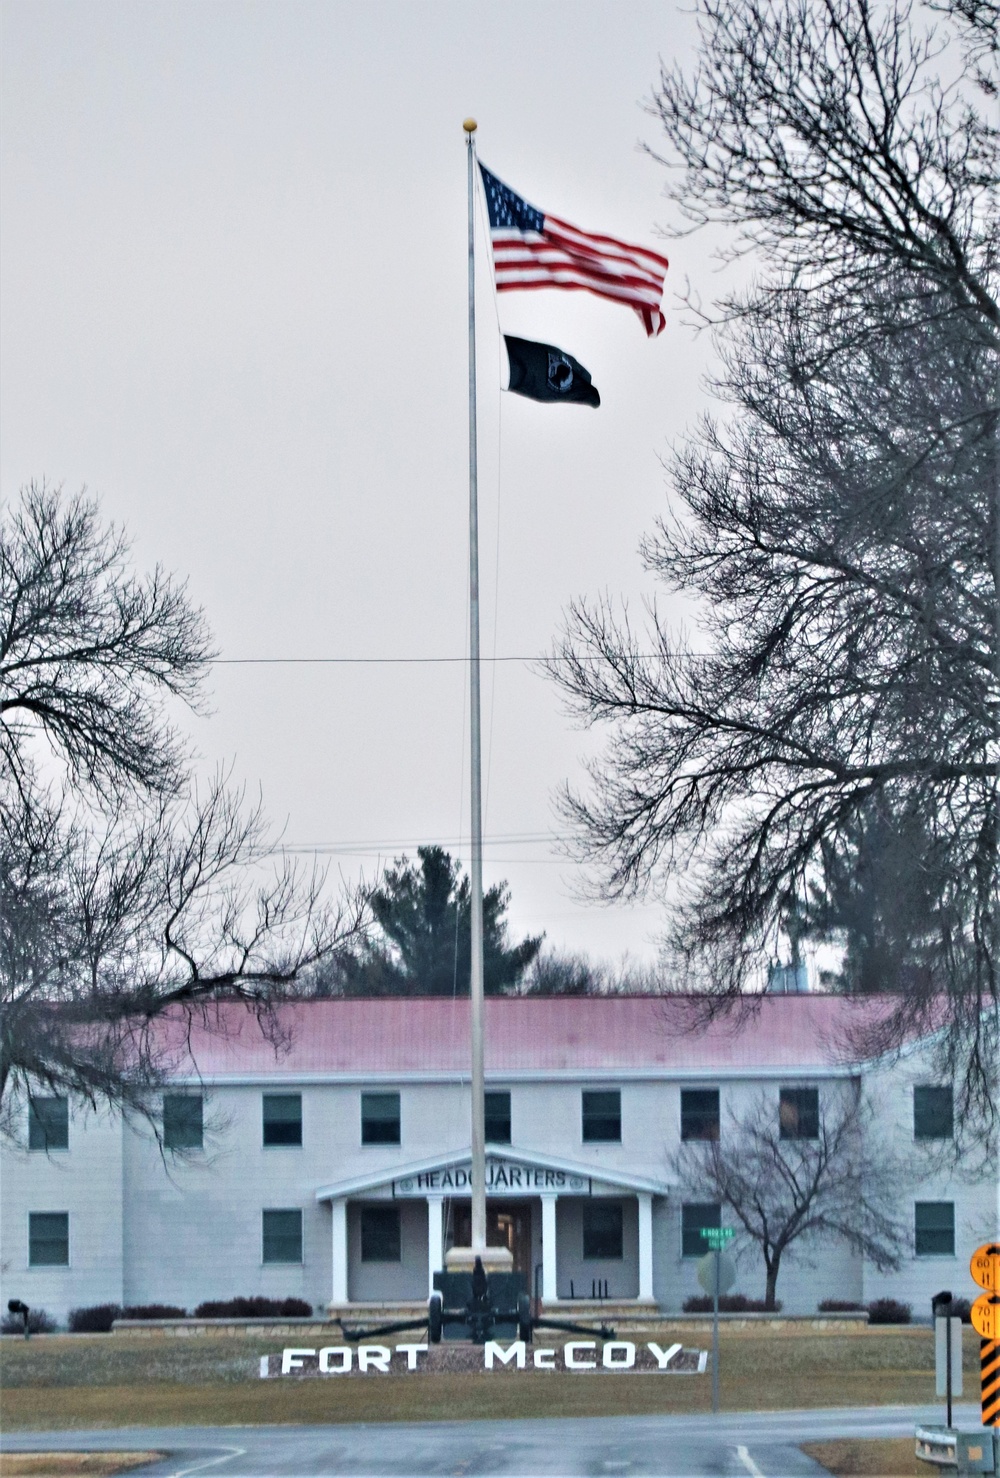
[392,1157,591,1197]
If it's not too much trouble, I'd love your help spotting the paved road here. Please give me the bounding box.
[0,1403,982,1477]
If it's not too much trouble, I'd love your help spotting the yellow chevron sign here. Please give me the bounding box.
[971,1243,1000,1293]
[981,1339,999,1428]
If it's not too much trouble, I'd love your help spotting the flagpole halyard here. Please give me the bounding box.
[465,117,487,1259]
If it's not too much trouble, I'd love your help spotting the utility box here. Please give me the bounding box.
[956,1429,998,1474]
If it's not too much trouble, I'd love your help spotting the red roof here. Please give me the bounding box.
[153,995,895,1079]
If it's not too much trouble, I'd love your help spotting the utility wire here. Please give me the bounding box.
[211,652,711,665]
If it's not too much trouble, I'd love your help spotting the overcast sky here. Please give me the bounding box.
[2,0,725,970]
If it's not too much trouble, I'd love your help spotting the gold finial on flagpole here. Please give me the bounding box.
[463,118,477,133]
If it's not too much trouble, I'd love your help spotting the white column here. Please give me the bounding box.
[427,1195,444,1295]
[331,1198,348,1306]
[541,1194,558,1303]
[638,1192,654,1302]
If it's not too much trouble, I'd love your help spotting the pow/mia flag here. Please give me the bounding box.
[504,335,600,408]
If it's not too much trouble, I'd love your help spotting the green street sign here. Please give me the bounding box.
[700,1227,735,1249]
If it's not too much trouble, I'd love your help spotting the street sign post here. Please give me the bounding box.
[700,1227,736,1414]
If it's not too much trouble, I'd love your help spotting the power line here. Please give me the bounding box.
[211,652,711,666]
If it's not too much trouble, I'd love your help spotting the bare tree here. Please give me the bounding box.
[674,1089,907,1308]
[0,487,368,1135]
[548,0,998,1124]
[1,483,212,803]
[0,772,367,1131]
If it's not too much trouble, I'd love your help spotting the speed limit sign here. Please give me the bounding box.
[971,1244,1000,1293]
[970,1293,1000,1340]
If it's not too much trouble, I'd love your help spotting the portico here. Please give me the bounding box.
[316,1149,667,1311]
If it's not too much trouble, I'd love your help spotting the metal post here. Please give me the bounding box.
[712,1247,720,1414]
[464,117,486,1258]
[946,1311,953,1429]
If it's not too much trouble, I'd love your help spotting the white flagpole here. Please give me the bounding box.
[464,116,487,1258]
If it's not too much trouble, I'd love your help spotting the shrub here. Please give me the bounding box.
[121,1304,188,1320]
[818,1299,866,1313]
[68,1303,121,1333]
[946,1297,972,1324]
[868,1298,912,1324]
[193,1296,312,1318]
[1,1307,57,1334]
[682,1294,782,1313]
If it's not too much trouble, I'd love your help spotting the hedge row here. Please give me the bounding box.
[65,1295,314,1331]
[682,1295,916,1323]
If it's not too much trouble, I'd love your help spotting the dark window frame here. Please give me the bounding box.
[262,1207,303,1264]
[582,1201,624,1260]
[582,1089,621,1143]
[913,1086,953,1141]
[262,1093,302,1147]
[361,1091,401,1145]
[681,1202,722,1258]
[360,1205,402,1262]
[29,1211,69,1266]
[484,1090,511,1145]
[28,1096,69,1152]
[914,1201,955,1257]
[163,1093,204,1151]
[779,1086,820,1140]
[680,1089,720,1142]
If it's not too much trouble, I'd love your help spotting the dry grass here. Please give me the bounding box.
[802,1437,928,1476]
[0,1457,161,1477]
[0,1324,978,1431]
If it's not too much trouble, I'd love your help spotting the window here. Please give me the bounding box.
[582,1202,624,1259]
[29,1211,69,1266]
[915,1201,954,1257]
[485,1091,511,1145]
[779,1086,820,1140]
[361,1091,400,1145]
[262,1208,302,1263]
[361,1206,401,1261]
[680,1089,720,1142]
[582,1090,621,1143]
[163,1094,203,1150]
[262,1094,302,1147]
[682,1202,721,1258]
[27,1097,68,1151]
[914,1086,953,1140]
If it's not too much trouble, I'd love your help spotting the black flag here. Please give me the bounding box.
[504,335,600,408]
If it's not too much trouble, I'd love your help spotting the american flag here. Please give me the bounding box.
[479,163,669,338]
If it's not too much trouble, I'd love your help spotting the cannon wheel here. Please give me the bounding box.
[428,1291,443,1344]
[517,1292,532,1344]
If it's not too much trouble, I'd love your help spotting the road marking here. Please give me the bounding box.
[736,1445,767,1478]
[168,1447,247,1477]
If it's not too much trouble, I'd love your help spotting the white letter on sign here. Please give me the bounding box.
[533,1348,556,1368]
[602,1341,636,1369]
[318,1346,352,1373]
[484,1340,526,1369]
[647,1341,682,1369]
[281,1348,315,1374]
[564,1341,597,1369]
[359,1345,391,1372]
[395,1343,428,1370]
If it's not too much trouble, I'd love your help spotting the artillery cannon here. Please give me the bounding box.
[341,1255,615,1345]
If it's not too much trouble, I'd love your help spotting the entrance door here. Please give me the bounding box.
[449,1200,533,1277]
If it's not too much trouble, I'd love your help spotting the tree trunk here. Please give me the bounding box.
[764,1257,781,1311]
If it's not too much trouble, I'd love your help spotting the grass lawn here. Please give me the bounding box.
[0,1325,979,1431]
[802,1438,928,1476]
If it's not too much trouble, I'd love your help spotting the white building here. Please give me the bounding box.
[1,996,993,1324]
